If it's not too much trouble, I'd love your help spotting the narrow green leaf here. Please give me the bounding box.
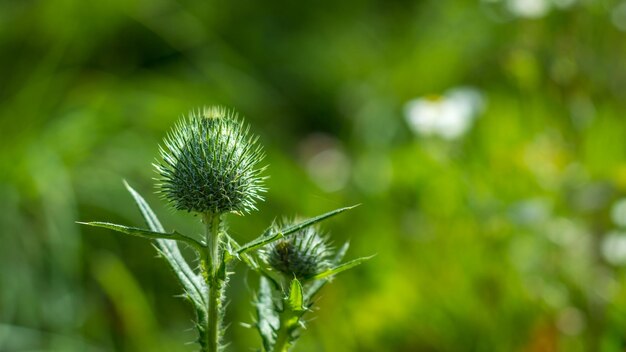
[288,279,304,313]
[279,205,359,237]
[226,234,282,289]
[333,241,351,264]
[256,277,279,351]
[238,205,358,255]
[77,221,204,252]
[122,182,206,309]
[78,221,165,239]
[123,180,164,232]
[305,241,350,301]
[307,255,374,281]
[236,224,276,255]
[224,234,257,267]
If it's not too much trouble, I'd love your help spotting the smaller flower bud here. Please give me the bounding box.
[262,224,332,280]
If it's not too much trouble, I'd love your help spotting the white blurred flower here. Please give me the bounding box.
[482,0,577,19]
[508,0,549,18]
[601,231,626,265]
[404,87,484,140]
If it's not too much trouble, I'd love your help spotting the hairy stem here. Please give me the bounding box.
[202,212,224,352]
[273,329,291,352]
[205,213,222,273]
[272,311,299,352]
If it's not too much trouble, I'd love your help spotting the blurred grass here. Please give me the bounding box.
[2,0,626,351]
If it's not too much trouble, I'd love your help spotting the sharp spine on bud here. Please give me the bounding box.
[155,106,266,215]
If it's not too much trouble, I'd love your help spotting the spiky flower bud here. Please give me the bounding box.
[262,224,332,280]
[155,106,266,214]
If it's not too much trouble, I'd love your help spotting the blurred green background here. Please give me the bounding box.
[2,0,626,351]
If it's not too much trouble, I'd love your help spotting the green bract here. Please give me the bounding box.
[155,106,266,214]
[262,224,332,280]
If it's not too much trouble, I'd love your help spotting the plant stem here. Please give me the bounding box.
[272,312,298,352]
[205,213,221,273]
[203,212,224,352]
[273,328,291,352]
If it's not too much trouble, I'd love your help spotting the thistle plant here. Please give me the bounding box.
[78,106,370,351]
[254,223,369,352]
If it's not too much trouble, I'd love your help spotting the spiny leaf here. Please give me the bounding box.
[226,234,282,289]
[333,241,351,264]
[238,205,359,254]
[124,180,164,232]
[306,255,375,281]
[288,279,305,313]
[224,234,258,268]
[77,221,205,252]
[236,224,274,255]
[255,277,279,351]
[123,182,207,309]
[279,205,359,237]
[305,241,350,301]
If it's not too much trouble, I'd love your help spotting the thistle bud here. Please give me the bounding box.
[262,224,332,280]
[155,106,266,214]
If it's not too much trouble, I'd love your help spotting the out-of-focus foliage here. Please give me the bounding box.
[2,0,626,351]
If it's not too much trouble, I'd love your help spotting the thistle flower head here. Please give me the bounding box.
[155,106,266,214]
[262,223,332,280]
